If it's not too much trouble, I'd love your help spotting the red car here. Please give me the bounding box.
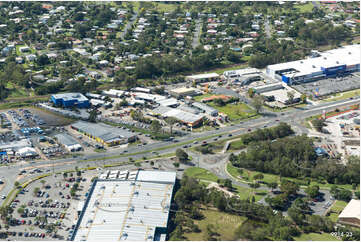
[66,195,70,199]
[65,184,69,188]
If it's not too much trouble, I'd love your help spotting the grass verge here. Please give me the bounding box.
[184,209,247,241]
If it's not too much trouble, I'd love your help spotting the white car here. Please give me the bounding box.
[1,195,6,199]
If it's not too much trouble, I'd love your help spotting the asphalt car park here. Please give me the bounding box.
[1,169,97,241]
[293,73,360,98]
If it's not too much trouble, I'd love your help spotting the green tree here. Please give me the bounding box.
[248,88,255,98]
[223,179,233,190]
[150,120,162,133]
[267,182,278,192]
[165,117,178,134]
[176,149,188,163]
[88,109,98,123]
[251,95,264,114]
[253,173,264,181]
[287,91,295,104]
[33,187,40,196]
[305,185,320,198]
[301,93,307,103]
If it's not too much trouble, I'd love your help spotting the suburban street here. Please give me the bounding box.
[119,12,138,40]
[0,97,358,207]
[192,18,202,49]
[264,19,271,38]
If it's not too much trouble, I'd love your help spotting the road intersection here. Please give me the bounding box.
[0,98,358,206]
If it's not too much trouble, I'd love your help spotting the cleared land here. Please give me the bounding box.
[184,209,247,241]
[30,107,75,127]
[208,102,257,121]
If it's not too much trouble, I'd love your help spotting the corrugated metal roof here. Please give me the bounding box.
[55,133,79,146]
[71,121,135,142]
[73,170,176,241]
[152,106,204,124]
[137,171,176,183]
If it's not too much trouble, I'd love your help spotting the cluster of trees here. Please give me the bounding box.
[242,122,294,145]
[130,110,152,124]
[134,48,225,79]
[170,175,307,241]
[248,39,303,69]
[330,186,353,202]
[265,179,300,210]
[289,20,353,47]
[231,134,360,187]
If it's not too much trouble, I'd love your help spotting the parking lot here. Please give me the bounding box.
[293,73,360,97]
[1,169,98,240]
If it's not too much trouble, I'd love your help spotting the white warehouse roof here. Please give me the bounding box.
[72,170,176,241]
[338,199,360,220]
[267,45,360,78]
[186,73,219,80]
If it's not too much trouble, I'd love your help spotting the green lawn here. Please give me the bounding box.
[208,102,257,121]
[185,167,267,202]
[322,89,360,102]
[294,232,340,241]
[193,93,214,102]
[294,2,314,13]
[154,2,179,12]
[327,200,348,223]
[184,209,247,241]
[228,139,245,151]
[226,163,281,185]
[234,185,267,202]
[184,167,219,182]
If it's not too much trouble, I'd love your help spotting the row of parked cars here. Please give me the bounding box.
[5,231,46,238]
[28,199,71,209]
[20,108,46,126]
[0,112,11,128]
[7,110,29,128]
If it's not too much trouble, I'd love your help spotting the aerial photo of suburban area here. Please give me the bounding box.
[0,0,359,241]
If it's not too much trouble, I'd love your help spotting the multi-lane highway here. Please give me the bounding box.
[0,97,358,206]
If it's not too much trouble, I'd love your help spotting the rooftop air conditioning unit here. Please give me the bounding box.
[323,57,327,60]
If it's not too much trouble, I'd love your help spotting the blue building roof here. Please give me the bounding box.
[315,147,327,156]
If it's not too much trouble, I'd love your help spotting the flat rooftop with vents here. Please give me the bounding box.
[72,170,176,241]
[71,121,136,146]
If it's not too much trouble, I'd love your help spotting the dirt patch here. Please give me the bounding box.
[29,107,75,127]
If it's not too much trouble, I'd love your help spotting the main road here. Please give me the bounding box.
[0,98,358,205]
